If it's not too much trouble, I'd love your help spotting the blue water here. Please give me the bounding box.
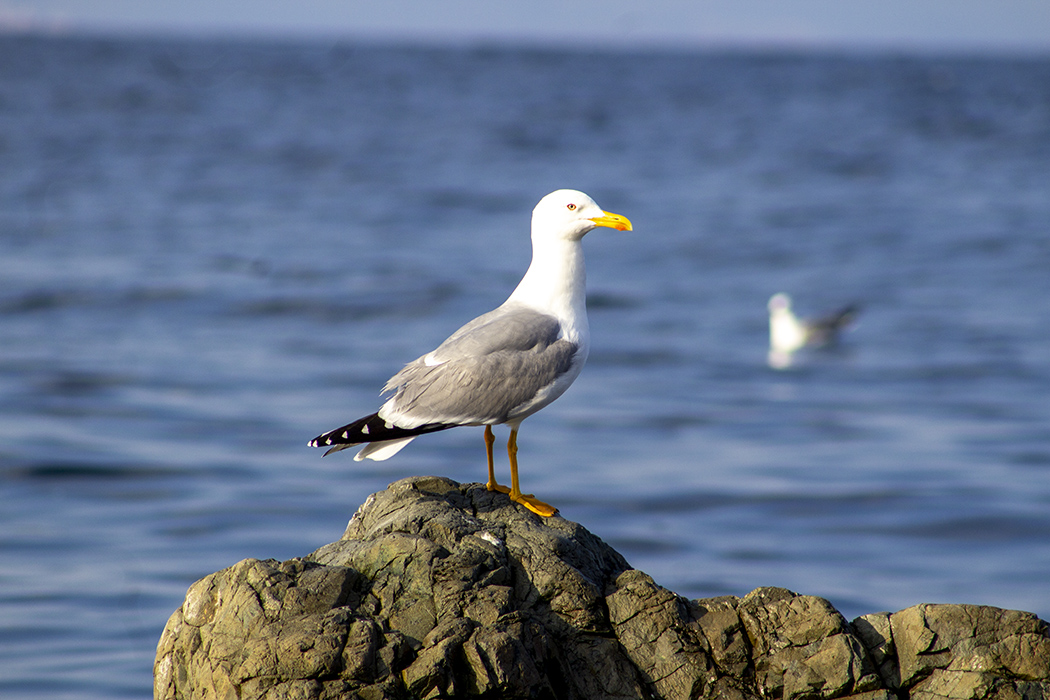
[2,34,1050,699]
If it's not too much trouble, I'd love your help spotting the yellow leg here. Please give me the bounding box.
[484,426,509,494]
[507,427,558,517]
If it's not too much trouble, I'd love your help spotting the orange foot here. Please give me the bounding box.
[510,492,558,517]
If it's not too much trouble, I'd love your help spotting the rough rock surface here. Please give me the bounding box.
[155,476,1050,700]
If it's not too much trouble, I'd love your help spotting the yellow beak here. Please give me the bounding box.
[590,210,633,232]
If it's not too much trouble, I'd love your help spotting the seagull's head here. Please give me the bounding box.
[532,189,632,243]
[768,293,793,314]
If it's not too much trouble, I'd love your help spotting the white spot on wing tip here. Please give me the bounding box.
[360,425,369,435]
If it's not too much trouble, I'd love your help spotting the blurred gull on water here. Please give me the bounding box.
[767,293,860,369]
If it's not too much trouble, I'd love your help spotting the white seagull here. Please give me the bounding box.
[768,293,859,368]
[310,189,632,517]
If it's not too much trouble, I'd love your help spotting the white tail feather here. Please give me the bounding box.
[353,437,417,461]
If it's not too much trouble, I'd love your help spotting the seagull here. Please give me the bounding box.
[310,189,632,517]
[768,293,859,368]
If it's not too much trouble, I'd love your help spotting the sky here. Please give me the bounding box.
[1,0,1049,55]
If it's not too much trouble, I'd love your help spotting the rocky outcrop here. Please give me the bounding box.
[155,476,1050,700]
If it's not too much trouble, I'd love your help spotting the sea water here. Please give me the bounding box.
[1,34,1049,699]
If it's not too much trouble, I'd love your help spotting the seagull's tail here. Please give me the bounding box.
[308,412,450,459]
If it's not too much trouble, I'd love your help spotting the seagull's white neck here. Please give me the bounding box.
[505,236,588,343]
[770,307,806,353]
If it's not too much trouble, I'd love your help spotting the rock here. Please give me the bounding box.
[155,476,1050,700]
[737,586,881,700]
[884,603,1050,700]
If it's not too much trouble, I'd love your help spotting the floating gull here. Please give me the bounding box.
[767,293,859,369]
[310,190,632,517]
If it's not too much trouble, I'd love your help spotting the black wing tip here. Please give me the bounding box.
[308,412,453,452]
[832,304,861,328]
[308,411,379,450]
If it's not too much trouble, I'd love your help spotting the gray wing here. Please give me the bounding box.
[428,303,565,361]
[380,304,580,425]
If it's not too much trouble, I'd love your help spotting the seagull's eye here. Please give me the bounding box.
[566,203,577,211]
